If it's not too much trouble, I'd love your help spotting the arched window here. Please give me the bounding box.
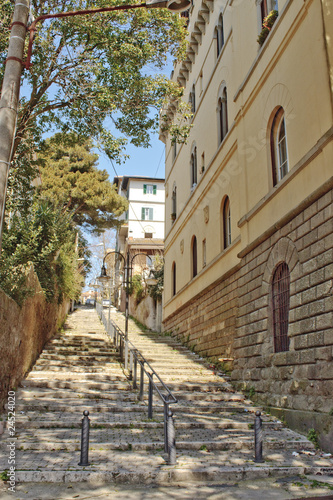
[171,184,177,220]
[270,107,289,185]
[189,84,196,114]
[192,236,197,278]
[216,13,224,57]
[218,86,228,144]
[190,146,197,189]
[272,262,290,352]
[172,262,176,296]
[172,141,177,161]
[222,196,231,249]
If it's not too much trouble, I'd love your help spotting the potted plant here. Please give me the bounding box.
[257,10,278,46]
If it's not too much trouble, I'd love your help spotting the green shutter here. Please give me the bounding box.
[149,208,153,220]
[153,185,157,195]
[141,207,145,220]
[143,184,147,194]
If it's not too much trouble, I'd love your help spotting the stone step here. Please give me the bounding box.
[8,432,314,452]
[41,349,117,357]
[21,379,231,393]
[31,365,122,373]
[9,401,255,414]
[22,379,130,391]
[39,353,118,363]
[16,387,244,403]
[8,466,333,486]
[15,418,283,431]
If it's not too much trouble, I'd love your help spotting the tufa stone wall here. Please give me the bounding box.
[232,187,333,451]
[0,267,70,410]
[163,265,240,363]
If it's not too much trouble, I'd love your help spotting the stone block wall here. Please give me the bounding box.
[163,265,240,361]
[0,267,70,410]
[232,187,333,451]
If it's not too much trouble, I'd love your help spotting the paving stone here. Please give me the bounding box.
[0,306,332,485]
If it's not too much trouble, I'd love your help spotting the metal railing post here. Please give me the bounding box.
[119,336,123,361]
[167,409,176,465]
[148,373,153,419]
[164,399,169,453]
[133,353,137,389]
[254,410,264,463]
[78,410,90,466]
[129,350,133,380]
[125,340,129,370]
[139,361,145,401]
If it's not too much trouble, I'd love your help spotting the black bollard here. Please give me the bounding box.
[167,409,176,465]
[78,410,90,466]
[254,410,264,463]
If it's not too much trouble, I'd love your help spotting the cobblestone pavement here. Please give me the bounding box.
[0,306,332,494]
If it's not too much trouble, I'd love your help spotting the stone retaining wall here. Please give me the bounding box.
[0,267,70,410]
[232,187,333,451]
[163,186,333,450]
[163,265,239,364]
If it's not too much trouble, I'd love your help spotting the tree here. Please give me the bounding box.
[37,133,127,233]
[0,0,188,164]
[0,199,90,304]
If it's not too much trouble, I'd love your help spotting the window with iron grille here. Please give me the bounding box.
[272,262,290,352]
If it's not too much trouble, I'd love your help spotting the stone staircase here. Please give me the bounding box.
[0,306,332,484]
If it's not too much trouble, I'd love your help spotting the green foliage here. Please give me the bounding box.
[257,10,278,46]
[37,133,127,234]
[0,0,189,163]
[248,387,256,399]
[0,470,9,482]
[128,274,145,304]
[0,199,85,304]
[148,257,164,300]
[307,428,320,449]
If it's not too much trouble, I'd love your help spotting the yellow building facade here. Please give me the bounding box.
[161,0,333,449]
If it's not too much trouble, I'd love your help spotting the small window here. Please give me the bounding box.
[270,107,289,185]
[272,262,290,353]
[172,184,177,219]
[222,196,231,249]
[201,152,205,174]
[189,84,196,114]
[218,86,228,144]
[141,207,153,220]
[202,239,206,267]
[143,184,157,195]
[216,13,224,57]
[198,71,203,96]
[172,141,177,161]
[192,236,198,278]
[144,232,153,239]
[172,261,176,296]
[190,147,197,188]
[260,0,278,24]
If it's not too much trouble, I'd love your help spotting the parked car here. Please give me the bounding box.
[102,299,111,308]
[85,298,95,306]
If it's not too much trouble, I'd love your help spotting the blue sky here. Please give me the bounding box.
[97,131,166,183]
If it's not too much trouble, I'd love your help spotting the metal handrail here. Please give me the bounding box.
[95,302,177,464]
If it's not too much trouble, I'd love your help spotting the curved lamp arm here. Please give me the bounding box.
[99,250,126,282]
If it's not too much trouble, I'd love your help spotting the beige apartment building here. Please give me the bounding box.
[161,0,333,447]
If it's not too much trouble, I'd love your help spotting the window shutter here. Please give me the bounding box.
[143,184,147,194]
[141,207,145,220]
[149,208,153,220]
[153,185,157,195]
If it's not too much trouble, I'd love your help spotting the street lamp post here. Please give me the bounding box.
[0,0,191,253]
[98,250,154,369]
